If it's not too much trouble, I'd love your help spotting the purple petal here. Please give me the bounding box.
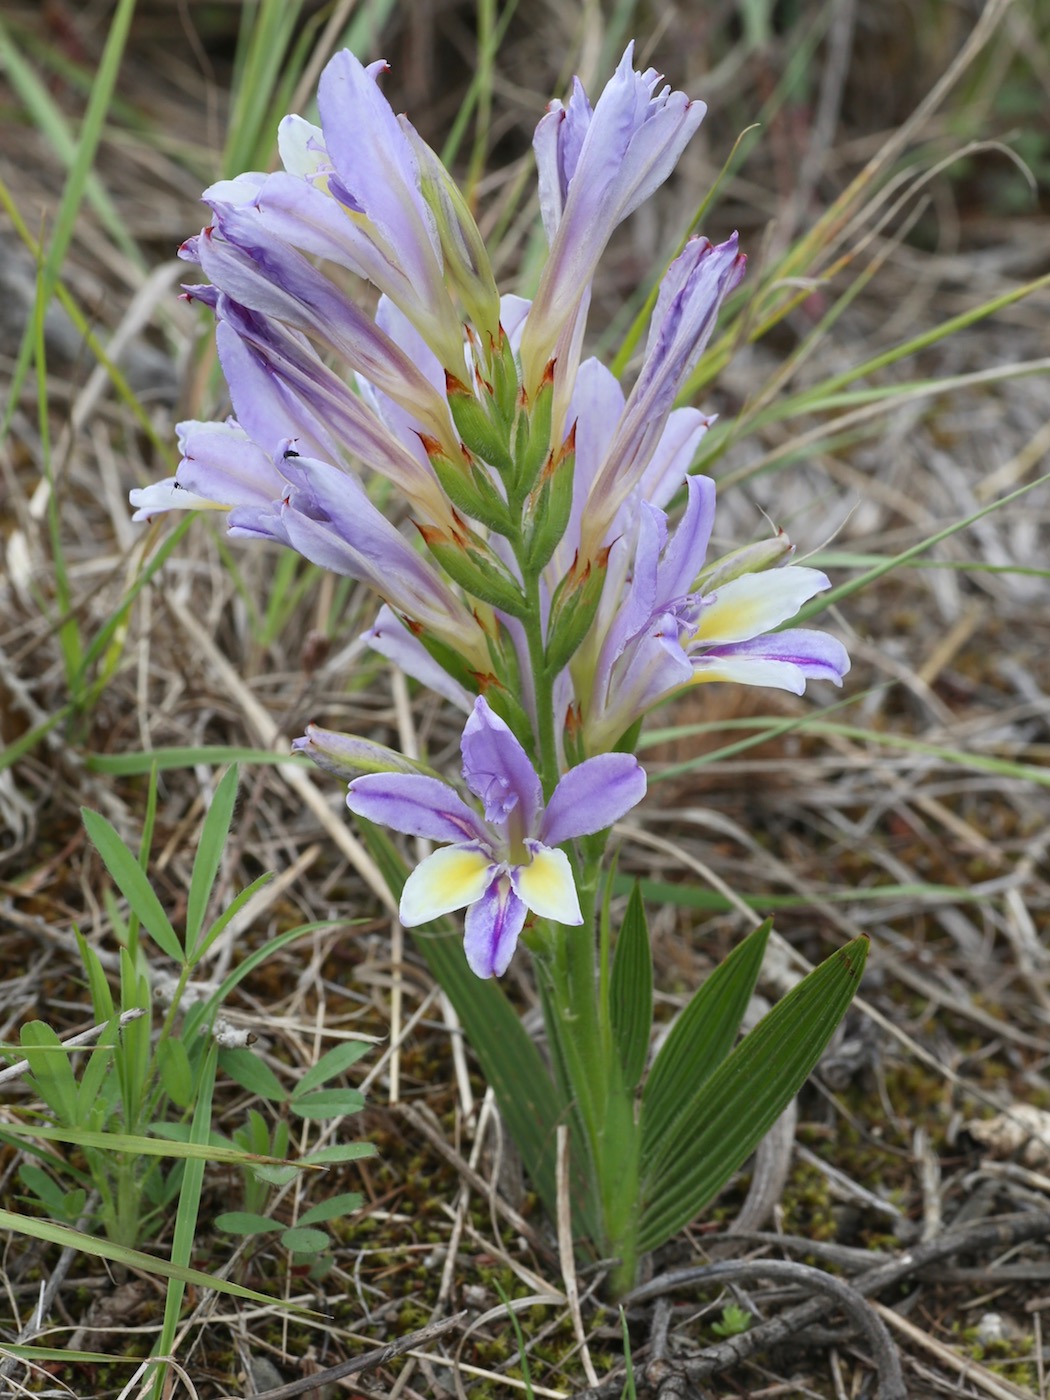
[176,418,287,507]
[317,51,462,368]
[654,474,717,601]
[554,357,624,574]
[541,753,647,846]
[364,606,474,712]
[633,406,713,514]
[199,212,456,450]
[346,773,488,844]
[463,876,528,978]
[285,456,478,642]
[460,698,543,834]
[702,629,851,686]
[580,236,744,554]
[214,320,340,465]
[213,314,451,524]
[521,44,707,390]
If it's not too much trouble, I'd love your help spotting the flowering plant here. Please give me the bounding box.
[134,44,866,1293]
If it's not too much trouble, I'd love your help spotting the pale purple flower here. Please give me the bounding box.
[577,235,746,560]
[520,42,708,397]
[206,53,464,371]
[132,421,490,666]
[579,476,851,750]
[344,698,647,977]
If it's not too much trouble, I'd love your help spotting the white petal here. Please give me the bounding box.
[399,845,494,926]
[513,844,583,925]
[277,115,329,176]
[129,479,224,521]
[692,656,806,694]
[694,567,828,645]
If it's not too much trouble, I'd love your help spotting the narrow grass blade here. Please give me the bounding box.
[86,745,311,775]
[0,0,140,433]
[0,1208,302,1308]
[0,1121,301,1168]
[638,935,868,1252]
[186,765,240,957]
[152,1043,217,1399]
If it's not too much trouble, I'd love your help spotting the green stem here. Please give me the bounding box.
[519,566,560,797]
[511,476,641,1288]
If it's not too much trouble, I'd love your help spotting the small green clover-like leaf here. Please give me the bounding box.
[296,1040,371,1096]
[215,1211,279,1236]
[290,1088,365,1120]
[298,1192,363,1228]
[280,1226,329,1255]
[219,1048,288,1102]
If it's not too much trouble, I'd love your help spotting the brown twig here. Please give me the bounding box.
[215,1310,469,1400]
[631,1259,906,1400]
[639,1212,1050,1386]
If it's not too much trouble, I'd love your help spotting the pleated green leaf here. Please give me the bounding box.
[641,919,772,1161]
[609,884,653,1089]
[638,934,868,1253]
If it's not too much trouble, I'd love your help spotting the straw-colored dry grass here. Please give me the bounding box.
[2,2,1049,1396]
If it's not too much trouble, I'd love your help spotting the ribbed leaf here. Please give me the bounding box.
[641,919,772,1162]
[610,884,653,1090]
[355,817,566,1220]
[638,934,868,1252]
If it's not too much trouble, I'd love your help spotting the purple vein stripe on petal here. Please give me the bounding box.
[463,878,528,979]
